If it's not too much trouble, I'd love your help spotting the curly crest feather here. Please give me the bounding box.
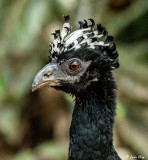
[48,15,119,70]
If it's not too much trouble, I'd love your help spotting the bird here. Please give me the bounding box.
[32,15,121,160]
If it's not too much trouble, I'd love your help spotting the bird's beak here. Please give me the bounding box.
[32,63,61,92]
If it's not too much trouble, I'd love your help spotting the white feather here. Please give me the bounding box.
[64,28,90,47]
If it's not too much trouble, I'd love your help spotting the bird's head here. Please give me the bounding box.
[32,16,119,95]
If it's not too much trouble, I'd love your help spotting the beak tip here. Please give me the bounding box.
[32,85,36,92]
[32,77,38,92]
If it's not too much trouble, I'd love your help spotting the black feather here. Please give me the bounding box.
[83,20,88,28]
[64,15,70,22]
[88,18,95,29]
[78,21,84,29]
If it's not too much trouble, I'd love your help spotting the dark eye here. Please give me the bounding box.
[69,61,79,71]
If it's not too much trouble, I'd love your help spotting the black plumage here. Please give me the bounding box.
[32,16,121,160]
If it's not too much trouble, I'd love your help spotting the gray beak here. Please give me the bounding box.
[32,63,61,92]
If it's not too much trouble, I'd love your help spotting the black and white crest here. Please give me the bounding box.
[49,15,119,69]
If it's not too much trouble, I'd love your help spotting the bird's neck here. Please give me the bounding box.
[68,72,121,160]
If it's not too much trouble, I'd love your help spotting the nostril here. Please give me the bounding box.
[43,72,52,77]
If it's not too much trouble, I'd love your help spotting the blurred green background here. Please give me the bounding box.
[0,0,148,159]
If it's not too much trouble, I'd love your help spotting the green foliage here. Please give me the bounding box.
[35,141,67,160]
[13,149,36,160]
[13,141,67,160]
[117,101,127,118]
[0,106,22,145]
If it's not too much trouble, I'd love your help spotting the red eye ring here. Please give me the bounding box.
[69,61,79,71]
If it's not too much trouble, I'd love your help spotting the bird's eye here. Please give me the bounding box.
[69,61,79,71]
